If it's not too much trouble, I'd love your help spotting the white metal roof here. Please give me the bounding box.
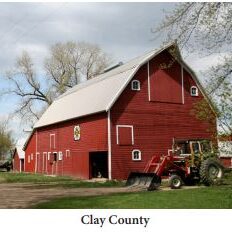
[34,42,216,129]
[34,43,172,128]
[15,146,25,159]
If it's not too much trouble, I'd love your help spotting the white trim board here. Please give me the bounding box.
[107,110,112,180]
[147,61,151,101]
[50,134,55,149]
[181,65,185,104]
[116,125,134,145]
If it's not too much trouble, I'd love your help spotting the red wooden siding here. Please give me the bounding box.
[24,133,36,173]
[150,53,182,103]
[13,151,24,172]
[220,157,232,168]
[25,113,108,179]
[110,50,216,180]
[13,151,20,172]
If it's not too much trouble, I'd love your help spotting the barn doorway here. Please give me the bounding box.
[89,151,108,179]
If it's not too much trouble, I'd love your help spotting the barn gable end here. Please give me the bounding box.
[110,49,217,180]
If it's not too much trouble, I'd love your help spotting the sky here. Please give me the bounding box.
[0,2,220,145]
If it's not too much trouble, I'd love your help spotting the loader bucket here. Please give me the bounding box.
[126,172,161,191]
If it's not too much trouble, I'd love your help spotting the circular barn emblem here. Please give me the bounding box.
[74,125,81,141]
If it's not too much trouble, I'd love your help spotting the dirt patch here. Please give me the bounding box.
[0,183,203,209]
[0,183,131,209]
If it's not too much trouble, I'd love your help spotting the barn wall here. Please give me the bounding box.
[26,113,108,179]
[24,133,36,173]
[13,152,20,172]
[110,50,217,180]
[220,157,232,169]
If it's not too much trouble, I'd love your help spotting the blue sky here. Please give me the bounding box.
[0,2,220,145]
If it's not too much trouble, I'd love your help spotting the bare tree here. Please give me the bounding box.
[154,3,232,53]
[4,41,111,125]
[44,41,111,95]
[154,2,232,135]
[5,51,52,123]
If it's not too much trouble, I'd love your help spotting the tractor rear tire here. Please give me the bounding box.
[200,158,224,186]
[169,175,182,189]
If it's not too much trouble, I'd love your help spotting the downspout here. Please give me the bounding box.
[35,130,38,173]
[181,64,185,104]
[147,61,151,101]
[107,110,112,180]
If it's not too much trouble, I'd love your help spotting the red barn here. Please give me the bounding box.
[23,42,217,180]
[218,135,232,169]
[13,147,25,173]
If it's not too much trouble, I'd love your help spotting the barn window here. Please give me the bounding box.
[58,151,63,161]
[190,86,198,96]
[53,152,57,162]
[50,134,56,149]
[28,155,30,163]
[116,125,134,145]
[74,125,81,141]
[47,152,51,161]
[66,150,70,158]
[132,149,141,161]
[31,153,33,160]
[131,80,140,91]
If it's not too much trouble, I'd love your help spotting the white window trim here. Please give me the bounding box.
[131,80,141,91]
[58,151,63,161]
[132,149,142,161]
[66,150,70,158]
[31,153,33,161]
[43,152,47,173]
[190,86,199,96]
[116,125,134,145]
[35,152,40,173]
[48,152,51,161]
[50,134,55,149]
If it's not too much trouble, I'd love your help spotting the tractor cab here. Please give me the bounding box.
[175,139,213,155]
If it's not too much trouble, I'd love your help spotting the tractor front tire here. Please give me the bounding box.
[200,158,224,186]
[169,175,182,189]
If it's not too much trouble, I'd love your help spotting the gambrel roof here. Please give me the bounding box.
[34,42,217,129]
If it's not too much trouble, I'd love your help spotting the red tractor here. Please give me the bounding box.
[126,139,224,190]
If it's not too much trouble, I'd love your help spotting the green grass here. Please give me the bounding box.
[33,171,232,209]
[0,172,72,183]
[0,172,123,188]
[33,186,232,209]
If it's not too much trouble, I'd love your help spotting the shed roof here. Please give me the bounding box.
[14,146,25,159]
[34,42,216,129]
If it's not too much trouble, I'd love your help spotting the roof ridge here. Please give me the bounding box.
[56,48,156,100]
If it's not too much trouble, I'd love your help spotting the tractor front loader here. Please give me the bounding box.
[126,139,224,190]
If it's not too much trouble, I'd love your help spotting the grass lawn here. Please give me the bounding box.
[33,171,232,209]
[33,186,232,209]
[0,172,123,188]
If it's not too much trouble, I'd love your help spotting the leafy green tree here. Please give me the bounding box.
[0,122,14,160]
